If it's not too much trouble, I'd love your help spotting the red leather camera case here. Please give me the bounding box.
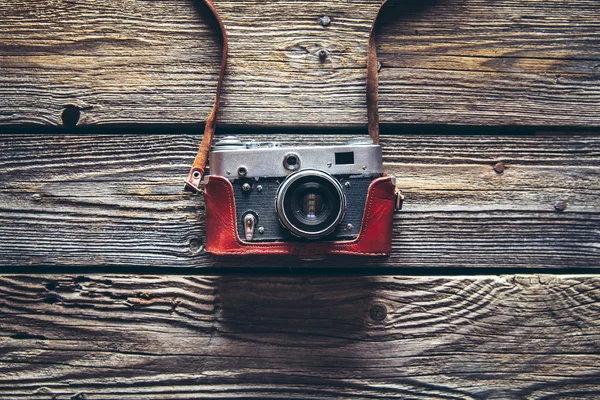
[204,175,396,257]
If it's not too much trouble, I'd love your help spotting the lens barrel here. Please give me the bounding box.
[276,169,346,239]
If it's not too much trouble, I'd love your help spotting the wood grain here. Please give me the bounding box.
[0,274,599,399]
[1,134,598,268]
[1,0,599,128]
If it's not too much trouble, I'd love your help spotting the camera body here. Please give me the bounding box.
[203,136,399,258]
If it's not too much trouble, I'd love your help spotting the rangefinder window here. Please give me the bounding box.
[335,151,354,165]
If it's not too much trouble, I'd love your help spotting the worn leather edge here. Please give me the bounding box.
[204,176,395,257]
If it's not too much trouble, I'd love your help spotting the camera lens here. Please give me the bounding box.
[276,169,346,239]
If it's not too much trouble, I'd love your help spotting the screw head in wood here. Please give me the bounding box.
[318,49,328,61]
[554,201,567,212]
[370,303,387,321]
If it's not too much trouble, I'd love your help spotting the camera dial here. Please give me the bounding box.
[214,136,245,151]
[345,137,374,146]
[283,152,301,171]
[276,169,346,239]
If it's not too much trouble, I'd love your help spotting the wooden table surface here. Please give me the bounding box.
[1,0,599,398]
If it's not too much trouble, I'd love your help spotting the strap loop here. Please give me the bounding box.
[367,0,388,145]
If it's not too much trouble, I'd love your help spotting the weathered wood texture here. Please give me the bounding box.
[1,134,598,268]
[0,274,599,399]
[1,0,599,128]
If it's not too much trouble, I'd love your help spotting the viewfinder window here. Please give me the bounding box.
[335,152,354,165]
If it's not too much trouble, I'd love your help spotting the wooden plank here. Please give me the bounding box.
[0,134,598,268]
[1,0,599,128]
[0,274,599,399]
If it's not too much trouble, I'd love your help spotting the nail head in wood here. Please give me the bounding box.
[554,201,567,212]
[493,162,505,173]
[318,15,331,26]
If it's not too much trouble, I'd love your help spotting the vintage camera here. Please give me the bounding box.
[210,136,384,241]
[202,136,400,257]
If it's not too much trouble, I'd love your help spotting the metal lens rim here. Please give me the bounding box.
[276,169,346,239]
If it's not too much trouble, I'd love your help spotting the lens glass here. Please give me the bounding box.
[301,192,323,218]
[280,173,344,236]
[292,183,330,225]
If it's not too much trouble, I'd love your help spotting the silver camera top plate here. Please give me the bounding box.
[208,137,384,179]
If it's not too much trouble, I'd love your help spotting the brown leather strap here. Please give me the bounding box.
[185,0,229,192]
[186,0,385,191]
[367,0,388,145]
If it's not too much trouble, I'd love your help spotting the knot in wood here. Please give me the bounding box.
[60,105,81,128]
[370,303,387,321]
[189,238,205,255]
[318,49,328,61]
